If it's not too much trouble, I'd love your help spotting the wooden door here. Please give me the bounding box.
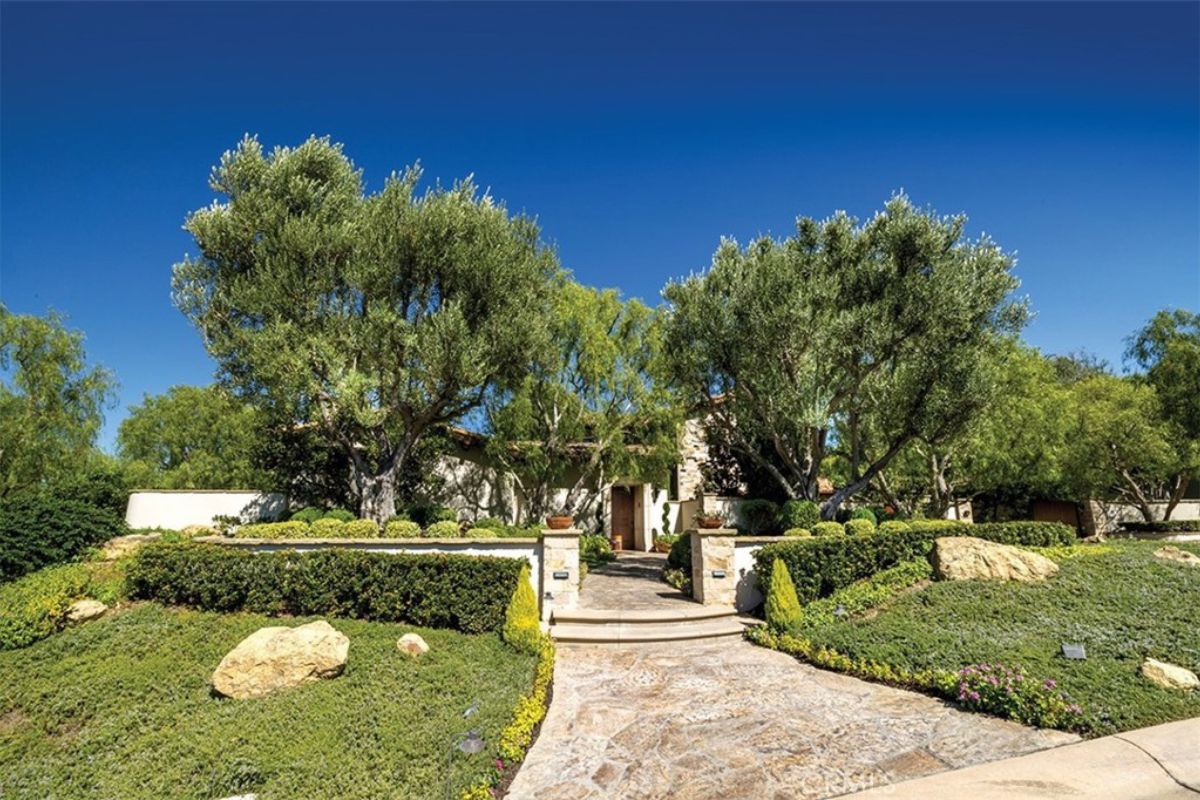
[610,486,635,550]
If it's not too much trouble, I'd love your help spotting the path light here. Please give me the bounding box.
[462,701,478,719]
[1061,643,1087,660]
[457,731,486,754]
[445,704,486,799]
[833,604,848,619]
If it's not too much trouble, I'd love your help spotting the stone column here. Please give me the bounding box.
[689,528,737,607]
[539,528,582,622]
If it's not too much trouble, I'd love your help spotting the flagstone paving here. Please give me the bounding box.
[509,553,1077,799]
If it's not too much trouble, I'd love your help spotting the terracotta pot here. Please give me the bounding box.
[545,515,573,530]
[609,534,624,551]
[695,516,724,529]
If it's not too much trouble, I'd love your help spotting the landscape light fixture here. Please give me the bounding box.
[1061,643,1087,660]
[457,731,485,754]
[833,604,848,619]
[711,570,726,579]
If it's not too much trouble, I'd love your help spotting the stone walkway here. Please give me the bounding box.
[509,553,1077,799]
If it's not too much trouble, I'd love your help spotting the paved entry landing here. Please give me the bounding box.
[506,639,1077,800]
[578,552,690,611]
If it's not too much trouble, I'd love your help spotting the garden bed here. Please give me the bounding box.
[0,604,539,799]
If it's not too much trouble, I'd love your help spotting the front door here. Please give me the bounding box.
[610,486,636,550]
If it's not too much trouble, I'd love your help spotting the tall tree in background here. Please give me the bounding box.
[117,385,269,490]
[173,137,559,523]
[662,194,1026,518]
[485,281,682,524]
[0,305,115,497]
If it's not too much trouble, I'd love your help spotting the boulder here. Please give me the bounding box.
[181,524,216,537]
[1141,658,1199,691]
[100,533,160,561]
[212,620,349,699]
[397,633,429,657]
[931,536,1059,582]
[66,599,108,623]
[1154,546,1200,568]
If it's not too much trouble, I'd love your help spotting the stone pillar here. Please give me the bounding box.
[539,529,582,622]
[689,528,737,607]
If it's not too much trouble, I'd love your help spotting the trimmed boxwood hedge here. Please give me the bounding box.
[127,542,525,634]
[753,521,1075,605]
[1119,520,1200,533]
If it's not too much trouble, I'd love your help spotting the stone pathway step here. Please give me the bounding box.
[551,605,737,626]
[550,616,758,644]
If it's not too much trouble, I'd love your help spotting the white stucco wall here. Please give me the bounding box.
[125,491,286,530]
[732,538,774,612]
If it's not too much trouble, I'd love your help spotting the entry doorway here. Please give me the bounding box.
[610,485,637,550]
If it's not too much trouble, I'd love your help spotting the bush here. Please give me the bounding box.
[385,518,422,538]
[1120,520,1200,533]
[289,506,325,524]
[234,520,310,539]
[407,504,458,527]
[955,664,1082,728]
[580,534,614,569]
[813,521,845,537]
[466,527,498,538]
[784,527,812,537]
[739,499,779,535]
[425,520,462,538]
[878,520,911,534]
[343,519,380,537]
[754,521,1074,605]
[765,559,802,633]
[323,508,356,522]
[778,500,820,531]
[310,518,347,537]
[0,493,128,582]
[127,542,523,633]
[845,518,875,536]
[666,533,691,571]
[502,563,542,654]
[850,507,877,525]
[474,516,505,529]
[0,563,93,649]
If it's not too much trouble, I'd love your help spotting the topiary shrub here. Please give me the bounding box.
[765,559,802,633]
[502,563,542,654]
[128,541,523,633]
[474,516,505,529]
[466,527,498,538]
[323,508,356,523]
[310,518,348,538]
[0,493,128,582]
[342,519,380,537]
[878,520,911,534]
[845,518,875,536]
[850,507,877,525]
[779,500,820,531]
[234,520,310,539]
[813,521,845,537]
[289,507,325,524]
[784,527,812,537]
[739,499,780,535]
[384,518,422,538]
[425,520,462,539]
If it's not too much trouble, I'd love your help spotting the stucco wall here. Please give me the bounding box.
[732,538,776,612]
[125,491,286,530]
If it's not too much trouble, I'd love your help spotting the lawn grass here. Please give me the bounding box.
[0,604,537,799]
[792,541,1200,736]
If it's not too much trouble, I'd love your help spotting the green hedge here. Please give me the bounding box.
[754,521,1075,604]
[127,542,525,634]
[0,494,128,582]
[1120,520,1200,533]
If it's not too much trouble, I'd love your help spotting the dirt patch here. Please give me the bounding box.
[50,717,86,747]
[0,707,30,734]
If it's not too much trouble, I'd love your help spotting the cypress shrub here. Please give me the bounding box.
[502,563,542,654]
[765,559,802,633]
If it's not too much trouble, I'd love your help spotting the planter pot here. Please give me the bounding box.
[695,516,724,529]
[545,515,573,530]
[609,535,624,551]
[653,539,672,553]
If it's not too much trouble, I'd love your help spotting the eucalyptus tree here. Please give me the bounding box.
[485,280,682,524]
[173,136,560,523]
[662,194,1026,518]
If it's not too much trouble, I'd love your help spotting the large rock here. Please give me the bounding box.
[66,599,108,623]
[212,620,349,699]
[1141,658,1199,691]
[931,536,1059,583]
[397,633,429,657]
[1154,546,1200,568]
[100,533,160,561]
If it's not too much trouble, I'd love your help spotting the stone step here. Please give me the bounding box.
[550,616,758,644]
[551,605,737,626]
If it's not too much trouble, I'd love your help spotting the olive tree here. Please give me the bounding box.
[662,194,1026,518]
[173,137,559,523]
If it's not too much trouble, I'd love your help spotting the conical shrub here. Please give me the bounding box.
[503,563,542,654]
[765,558,803,634]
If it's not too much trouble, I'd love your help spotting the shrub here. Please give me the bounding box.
[342,519,380,537]
[878,520,911,534]
[845,518,875,536]
[779,500,820,531]
[813,521,845,537]
[666,533,691,571]
[385,519,422,538]
[407,504,458,527]
[425,520,462,538]
[0,493,127,582]
[289,507,325,524]
[955,664,1082,728]
[474,516,505,529]
[0,563,92,649]
[580,534,614,569]
[850,507,877,525]
[466,527,498,538]
[323,508,356,522]
[1120,520,1200,533]
[127,542,523,633]
[234,520,310,539]
[502,563,542,654]
[784,527,812,537]
[310,518,348,537]
[765,559,802,633]
[754,521,1074,605]
[739,499,779,535]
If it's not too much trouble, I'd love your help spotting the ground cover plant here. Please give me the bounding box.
[0,604,537,800]
[751,541,1200,736]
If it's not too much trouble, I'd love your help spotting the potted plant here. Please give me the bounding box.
[545,510,574,530]
[694,512,725,529]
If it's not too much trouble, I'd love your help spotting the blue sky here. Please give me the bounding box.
[2,1,1197,449]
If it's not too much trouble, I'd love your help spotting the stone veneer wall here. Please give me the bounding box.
[676,416,710,502]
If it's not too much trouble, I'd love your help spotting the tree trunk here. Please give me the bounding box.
[820,435,910,519]
[358,470,398,526]
[1163,471,1192,521]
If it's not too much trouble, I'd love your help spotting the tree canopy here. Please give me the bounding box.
[172,136,560,522]
[662,194,1026,518]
